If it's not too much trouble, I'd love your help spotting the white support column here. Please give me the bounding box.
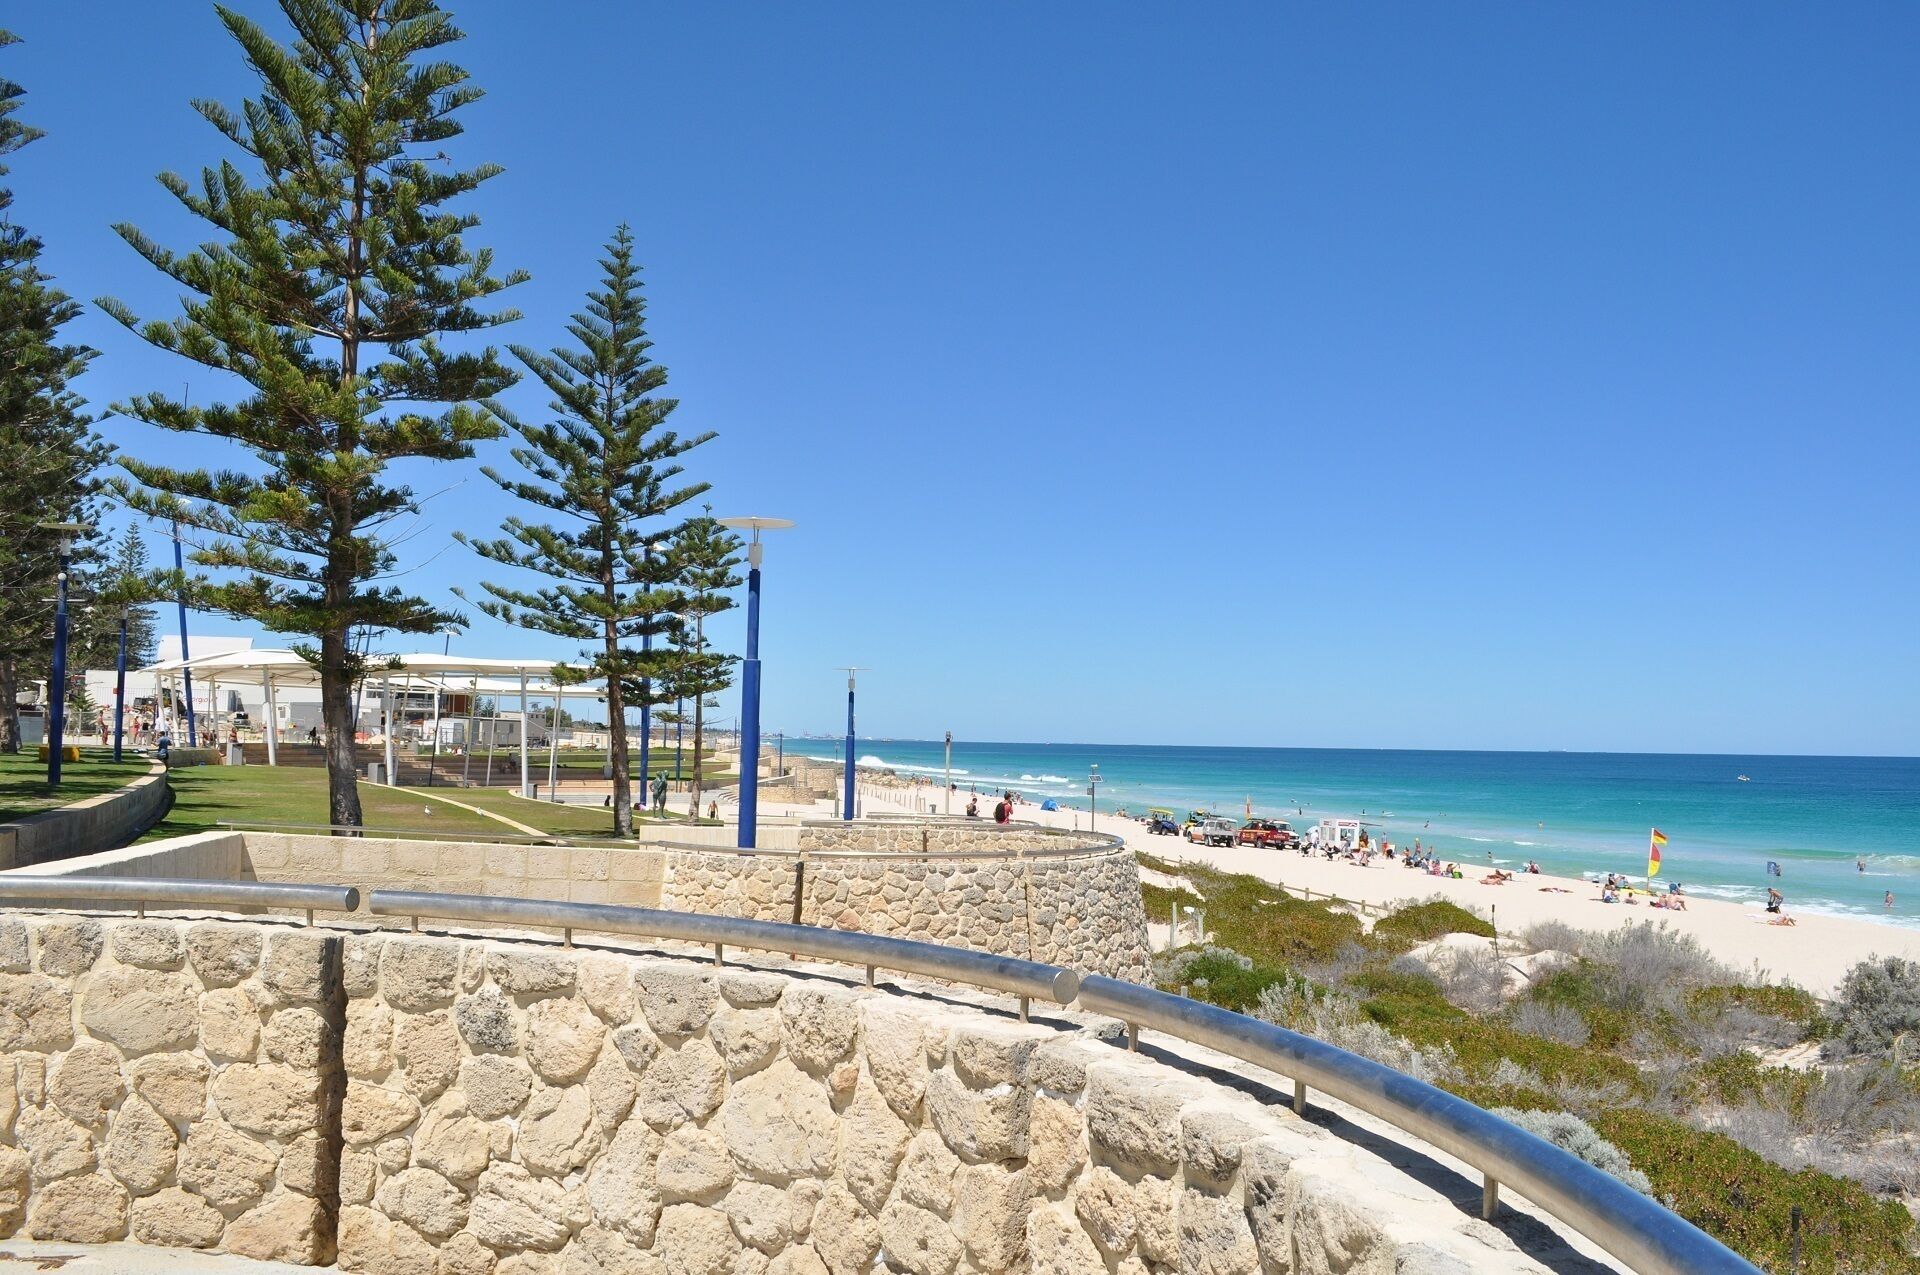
[546,688,561,801]
[207,677,219,750]
[518,672,530,797]
[260,670,278,765]
[425,678,444,785]
[382,677,396,785]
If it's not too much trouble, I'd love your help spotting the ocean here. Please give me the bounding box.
[797,740,1920,928]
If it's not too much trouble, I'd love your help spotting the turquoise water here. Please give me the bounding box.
[799,741,1920,927]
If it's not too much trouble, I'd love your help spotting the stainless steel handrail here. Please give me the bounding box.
[1076,975,1757,1275]
[0,876,360,920]
[367,889,1078,1019]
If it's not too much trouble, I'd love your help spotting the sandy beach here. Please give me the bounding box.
[837,773,1920,998]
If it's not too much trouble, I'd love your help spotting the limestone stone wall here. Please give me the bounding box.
[663,842,1152,982]
[13,827,1149,980]
[0,913,343,1261]
[1,915,1593,1273]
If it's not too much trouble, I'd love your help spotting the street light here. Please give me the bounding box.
[944,730,953,815]
[837,668,868,821]
[638,540,661,808]
[717,516,794,848]
[38,522,89,787]
[1088,763,1102,826]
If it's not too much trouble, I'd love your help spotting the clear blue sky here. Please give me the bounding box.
[8,3,1916,754]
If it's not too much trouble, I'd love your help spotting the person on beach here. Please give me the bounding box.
[992,798,1009,825]
[1765,887,1784,914]
[1886,891,1895,910]
[966,796,979,819]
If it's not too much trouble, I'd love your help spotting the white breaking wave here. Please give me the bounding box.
[855,754,970,777]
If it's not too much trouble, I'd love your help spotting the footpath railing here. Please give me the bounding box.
[0,875,1759,1275]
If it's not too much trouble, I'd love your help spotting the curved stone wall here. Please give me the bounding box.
[663,836,1151,982]
[0,913,1555,1273]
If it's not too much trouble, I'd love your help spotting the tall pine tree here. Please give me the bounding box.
[459,226,716,835]
[663,511,741,823]
[102,1,524,827]
[0,30,104,753]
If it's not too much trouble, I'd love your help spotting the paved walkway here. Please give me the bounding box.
[0,1240,313,1272]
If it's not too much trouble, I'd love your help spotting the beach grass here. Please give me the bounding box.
[0,748,154,821]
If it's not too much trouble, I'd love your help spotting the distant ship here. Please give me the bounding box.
[1737,775,1751,782]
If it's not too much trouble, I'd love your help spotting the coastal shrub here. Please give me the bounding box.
[1508,999,1591,1047]
[1154,944,1297,1012]
[1349,966,1642,1093]
[1711,1065,1920,1198]
[1823,955,1920,1060]
[1254,981,1460,1086]
[1690,981,1823,1028]
[1584,921,1735,1011]
[1517,918,1587,957]
[1367,897,1494,955]
[1594,1108,1920,1274]
[1489,1107,1651,1194]
[1138,855,1366,968]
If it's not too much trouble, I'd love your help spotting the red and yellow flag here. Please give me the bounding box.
[1647,829,1668,878]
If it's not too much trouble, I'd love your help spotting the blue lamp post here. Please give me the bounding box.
[39,522,89,788]
[717,516,793,849]
[171,511,198,746]
[837,667,867,821]
[637,541,657,807]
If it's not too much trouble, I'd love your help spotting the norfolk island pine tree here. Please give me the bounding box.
[0,29,105,754]
[458,226,718,837]
[664,511,743,824]
[99,0,524,829]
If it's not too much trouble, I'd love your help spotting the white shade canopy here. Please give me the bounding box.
[140,648,594,697]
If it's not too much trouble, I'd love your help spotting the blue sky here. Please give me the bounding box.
[8,3,1916,754]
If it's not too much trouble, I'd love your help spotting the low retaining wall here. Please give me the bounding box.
[0,913,1556,1273]
[11,825,1153,981]
[0,763,171,870]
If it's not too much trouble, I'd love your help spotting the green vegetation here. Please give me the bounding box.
[0,749,153,820]
[1596,1109,1920,1275]
[140,763,718,844]
[1140,850,1920,1272]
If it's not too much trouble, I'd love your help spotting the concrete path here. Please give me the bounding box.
[0,1240,313,1272]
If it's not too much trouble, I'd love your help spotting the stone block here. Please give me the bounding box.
[48,1039,124,1126]
[213,1062,322,1139]
[526,997,606,1084]
[719,1058,836,1182]
[26,1172,128,1242]
[130,1185,225,1248]
[186,921,263,987]
[262,928,336,1004]
[110,921,185,970]
[461,1054,534,1121]
[382,937,462,1011]
[34,919,103,976]
[635,965,716,1038]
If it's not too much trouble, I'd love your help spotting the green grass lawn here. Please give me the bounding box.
[139,761,718,843]
[0,748,154,821]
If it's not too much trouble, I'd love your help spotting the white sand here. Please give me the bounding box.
[849,776,1920,997]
